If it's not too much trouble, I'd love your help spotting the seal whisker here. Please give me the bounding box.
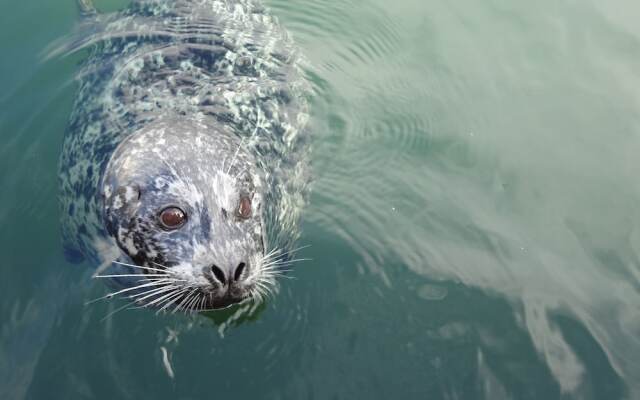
[193,294,203,312]
[191,294,201,312]
[194,293,206,313]
[156,150,192,189]
[128,286,182,310]
[263,276,279,294]
[261,267,292,275]
[226,136,246,174]
[245,270,265,282]
[102,283,176,320]
[161,288,189,314]
[264,247,280,257]
[259,258,312,274]
[262,271,295,280]
[258,248,311,272]
[137,277,181,283]
[252,284,267,304]
[151,261,174,271]
[127,290,180,310]
[257,283,269,300]
[142,288,176,308]
[265,245,311,260]
[259,254,281,265]
[192,290,204,312]
[112,260,170,274]
[174,288,198,314]
[144,287,186,309]
[157,288,191,314]
[184,291,201,314]
[160,287,191,309]
[174,290,194,313]
[256,268,289,279]
[277,256,313,264]
[181,289,198,312]
[116,283,179,316]
[258,268,287,277]
[262,252,312,264]
[261,260,308,272]
[261,258,311,268]
[131,284,180,303]
[251,261,286,276]
[101,301,138,322]
[204,293,213,311]
[249,288,261,305]
[85,279,177,305]
[253,280,272,298]
[93,273,169,279]
[260,247,284,262]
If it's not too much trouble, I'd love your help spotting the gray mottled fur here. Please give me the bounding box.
[58,0,310,310]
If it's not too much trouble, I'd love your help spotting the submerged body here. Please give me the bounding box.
[59,0,310,311]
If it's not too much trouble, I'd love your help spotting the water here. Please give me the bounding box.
[1,0,639,399]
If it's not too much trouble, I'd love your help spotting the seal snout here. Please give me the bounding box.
[198,261,251,309]
[207,261,249,286]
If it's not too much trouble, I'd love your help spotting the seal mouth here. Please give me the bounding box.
[105,258,255,312]
[119,256,257,312]
[174,287,249,311]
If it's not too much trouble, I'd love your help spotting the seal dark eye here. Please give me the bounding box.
[159,207,187,229]
[238,197,252,219]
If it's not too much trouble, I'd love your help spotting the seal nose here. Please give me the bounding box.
[234,262,247,281]
[209,262,248,285]
[209,264,227,285]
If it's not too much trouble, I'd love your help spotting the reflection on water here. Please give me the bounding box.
[288,0,640,396]
[1,0,639,399]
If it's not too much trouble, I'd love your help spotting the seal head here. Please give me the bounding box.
[102,118,266,310]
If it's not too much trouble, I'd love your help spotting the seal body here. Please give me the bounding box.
[59,0,310,311]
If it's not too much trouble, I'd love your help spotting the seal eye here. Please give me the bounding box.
[159,207,187,229]
[238,197,252,219]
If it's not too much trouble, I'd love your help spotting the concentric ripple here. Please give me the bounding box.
[280,0,640,396]
[2,0,640,399]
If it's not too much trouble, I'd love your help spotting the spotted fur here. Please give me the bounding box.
[58,0,310,311]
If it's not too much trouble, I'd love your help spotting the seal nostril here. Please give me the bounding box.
[210,265,226,285]
[234,262,246,281]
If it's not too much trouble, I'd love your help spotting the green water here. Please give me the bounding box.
[1,0,639,399]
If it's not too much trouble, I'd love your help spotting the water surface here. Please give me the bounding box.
[1,0,639,399]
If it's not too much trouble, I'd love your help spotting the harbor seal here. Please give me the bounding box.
[57,0,310,312]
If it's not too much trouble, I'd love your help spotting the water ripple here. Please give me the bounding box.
[295,0,640,395]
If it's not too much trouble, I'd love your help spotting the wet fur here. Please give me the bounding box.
[58,0,310,311]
